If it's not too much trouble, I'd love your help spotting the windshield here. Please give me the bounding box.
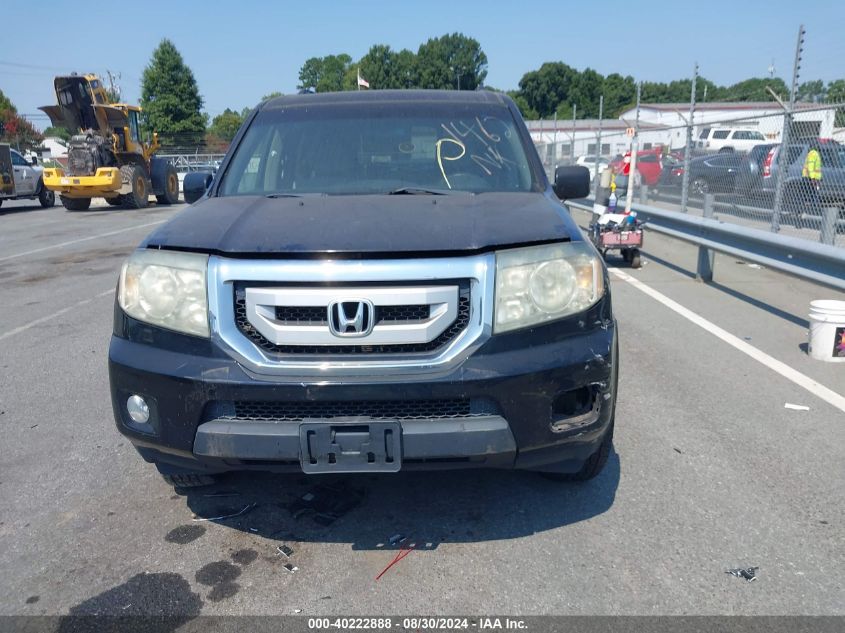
[218,102,537,196]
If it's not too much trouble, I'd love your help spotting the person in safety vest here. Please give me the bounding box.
[800,141,822,217]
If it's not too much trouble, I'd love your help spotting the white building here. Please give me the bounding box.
[526,119,672,165]
[617,102,837,148]
[39,136,69,163]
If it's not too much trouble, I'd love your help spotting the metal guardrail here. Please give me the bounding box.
[157,153,225,173]
[642,187,845,240]
[567,197,845,292]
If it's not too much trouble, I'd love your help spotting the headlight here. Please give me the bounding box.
[494,242,605,333]
[118,249,209,337]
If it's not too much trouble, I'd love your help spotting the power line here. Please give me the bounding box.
[0,60,77,71]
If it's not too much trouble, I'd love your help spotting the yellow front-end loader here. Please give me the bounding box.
[39,74,179,210]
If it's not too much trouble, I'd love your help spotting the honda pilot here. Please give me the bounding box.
[109,90,618,487]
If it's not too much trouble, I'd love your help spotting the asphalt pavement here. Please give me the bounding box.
[0,197,843,618]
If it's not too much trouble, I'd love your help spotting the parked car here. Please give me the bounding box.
[575,154,608,181]
[610,148,683,193]
[657,152,744,195]
[732,143,777,198]
[110,90,618,488]
[697,127,768,153]
[0,144,56,208]
[759,141,845,210]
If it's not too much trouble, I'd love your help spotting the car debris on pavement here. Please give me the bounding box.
[726,567,759,582]
[277,545,294,558]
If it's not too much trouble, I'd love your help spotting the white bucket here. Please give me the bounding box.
[808,299,845,363]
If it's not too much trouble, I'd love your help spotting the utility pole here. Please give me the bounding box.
[625,82,641,214]
[552,110,558,168]
[680,63,698,213]
[593,95,604,201]
[571,104,577,162]
[771,24,805,233]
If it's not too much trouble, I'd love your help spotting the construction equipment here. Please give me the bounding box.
[39,74,179,211]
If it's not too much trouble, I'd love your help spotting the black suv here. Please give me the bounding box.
[109,90,618,487]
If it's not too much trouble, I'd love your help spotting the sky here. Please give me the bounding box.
[3,0,844,130]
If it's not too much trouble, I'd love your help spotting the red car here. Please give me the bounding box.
[610,148,680,187]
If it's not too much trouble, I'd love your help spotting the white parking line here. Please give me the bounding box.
[0,220,166,263]
[610,268,845,414]
[0,289,115,343]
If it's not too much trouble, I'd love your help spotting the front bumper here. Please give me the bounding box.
[109,300,617,475]
[43,167,121,198]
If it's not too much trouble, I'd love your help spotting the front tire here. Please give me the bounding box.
[105,197,122,206]
[38,184,55,208]
[60,196,91,211]
[119,164,149,209]
[542,423,614,482]
[691,177,709,195]
[630,249,642,269]
[152,160,180,205]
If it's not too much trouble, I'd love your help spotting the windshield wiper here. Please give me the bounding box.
[387,187,452,195]
[265,192,304,198]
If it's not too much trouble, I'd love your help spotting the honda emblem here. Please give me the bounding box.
[328,300,374,337]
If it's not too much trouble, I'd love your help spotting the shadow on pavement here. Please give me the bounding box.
[0,201,53,216]
[638,250,810,328]
[179,451,620,551]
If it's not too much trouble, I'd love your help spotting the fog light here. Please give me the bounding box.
[127,395,150,424]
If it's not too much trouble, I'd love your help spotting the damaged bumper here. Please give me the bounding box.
[109,303,617,475]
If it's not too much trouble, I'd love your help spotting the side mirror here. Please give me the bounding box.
[30,155,38,166]
[183,171,214,204]
[553,166,590,200]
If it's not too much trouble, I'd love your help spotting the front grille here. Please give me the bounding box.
[234,283,470,355]
[275,306,326,324]
[219,398,498,421]
[274,304,430,325]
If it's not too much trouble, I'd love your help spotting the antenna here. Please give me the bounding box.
[768,58,776,78]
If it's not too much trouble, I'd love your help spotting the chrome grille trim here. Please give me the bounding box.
[207,254,495,378]
[243,285,458,346]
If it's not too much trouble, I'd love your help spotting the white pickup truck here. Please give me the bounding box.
[0,143,56,208]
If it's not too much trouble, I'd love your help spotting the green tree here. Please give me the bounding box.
[297,54,353,92]
[357,46,418,89]
[43,125,71,141]
[393,49,418,89]
[416,33,487,90]
[343,62,361,91]
[827,80,845,125]
[569,69,604,117]
[601,73,636,116]
[722,77,788,101]
[208,108,244,142]
[0,89,42,149]
[507,90,538,120]
[796,80,826,103]
[518,62,578,118]
[358,44,395,89]
[140,39,207,146]
[0,89,15,113]
[261,92,283,101]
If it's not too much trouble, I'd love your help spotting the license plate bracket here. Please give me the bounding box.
[299,421,402,473]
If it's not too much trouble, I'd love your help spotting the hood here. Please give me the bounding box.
[143,192,579,257]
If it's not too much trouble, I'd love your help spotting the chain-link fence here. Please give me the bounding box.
[531,101,845,248]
